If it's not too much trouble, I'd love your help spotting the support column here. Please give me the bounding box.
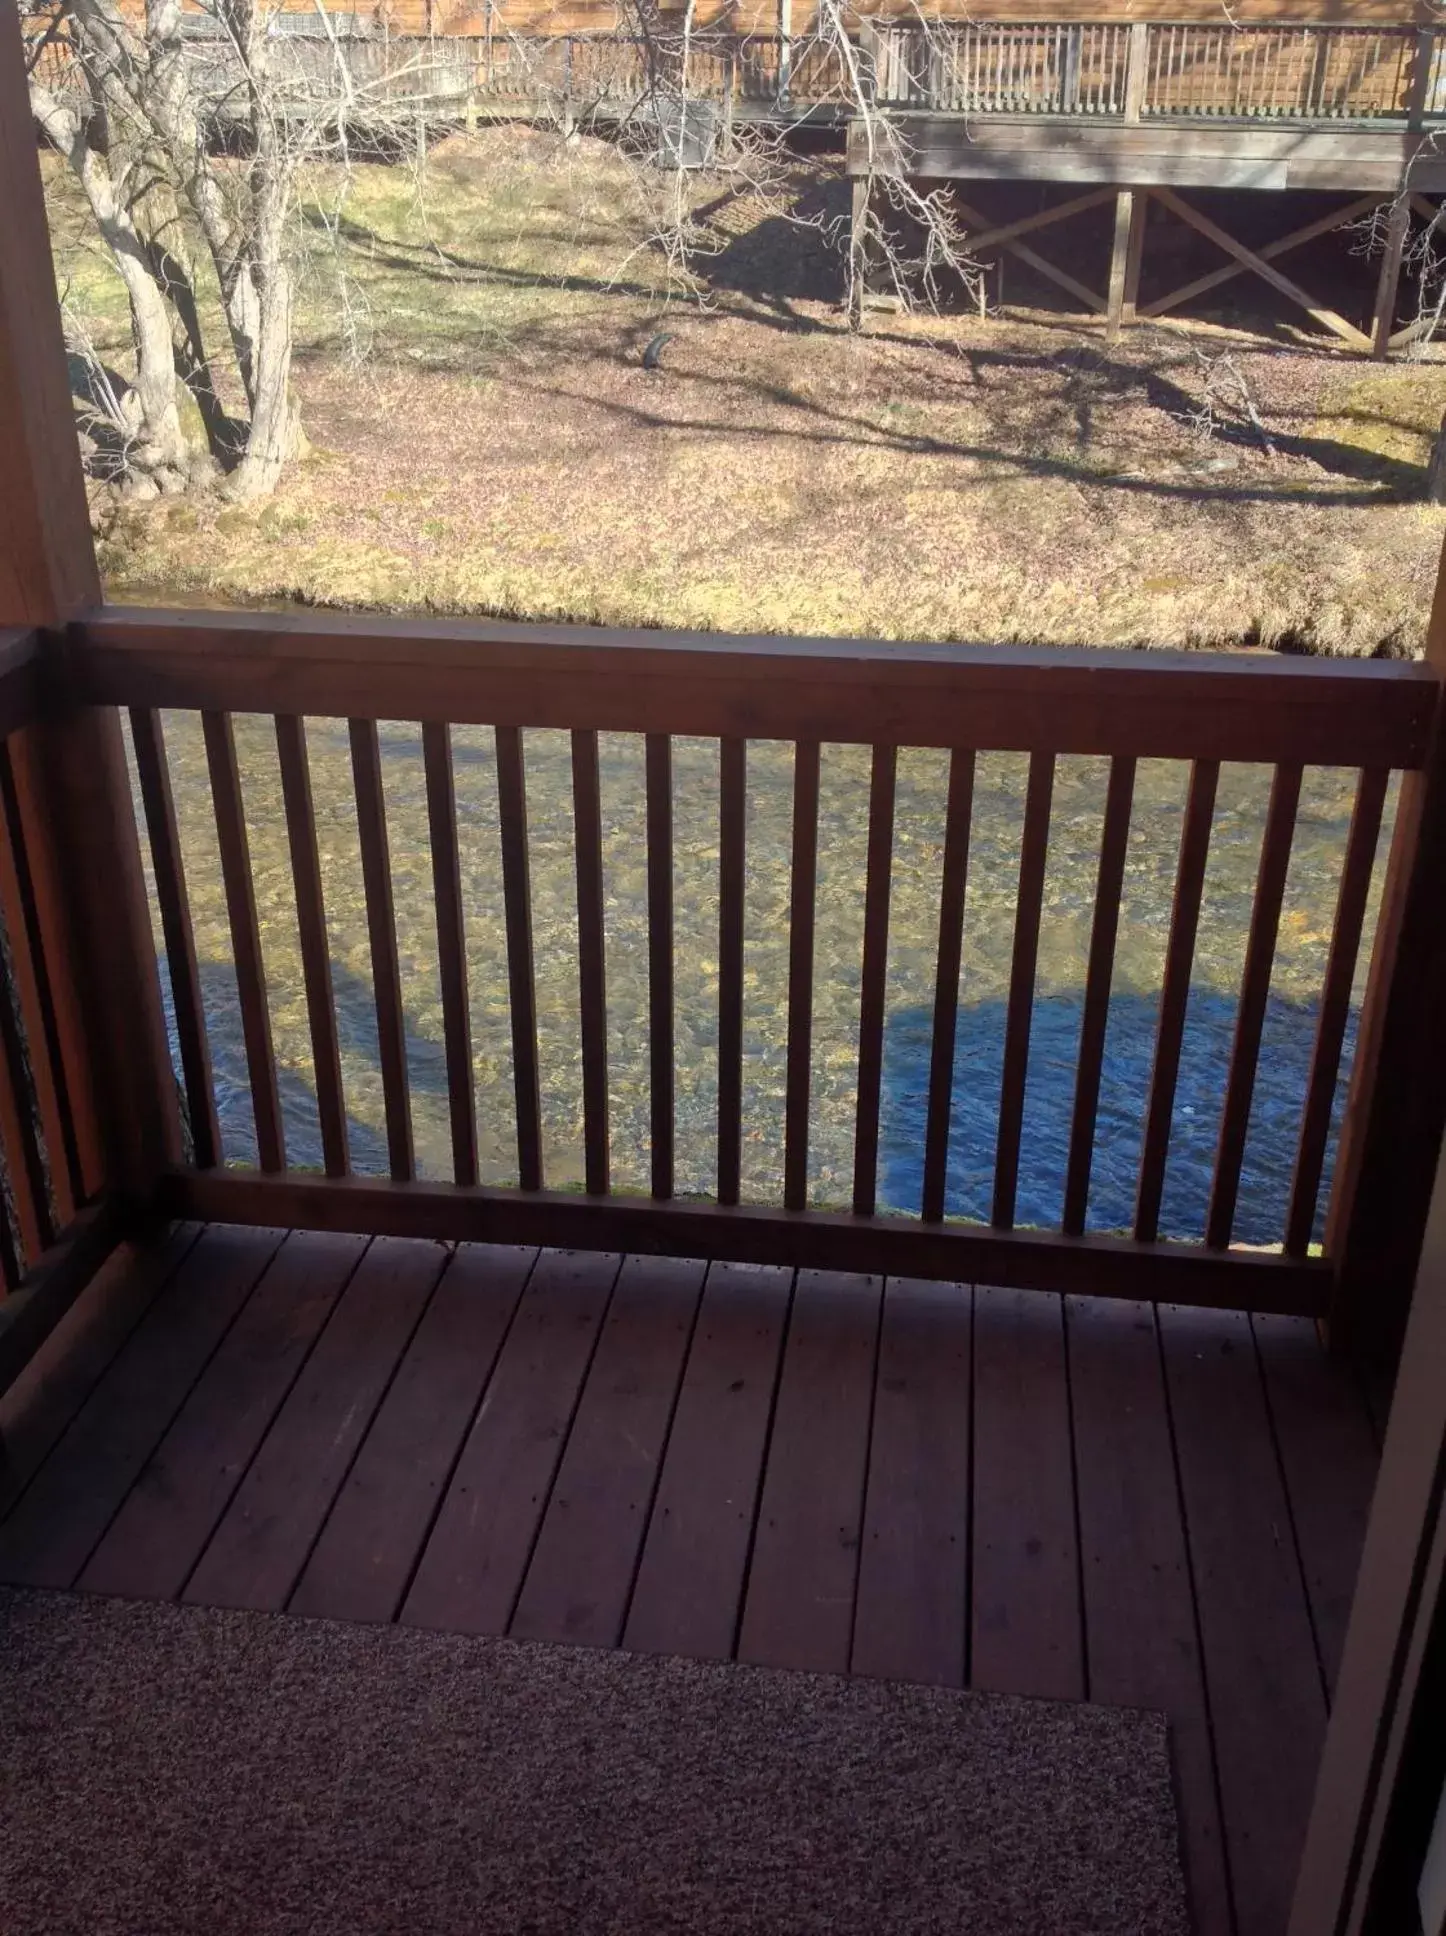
[1372,197,1411,361]
[847,175,870,329]
[1106,188,1146,342]
[1326,532,1446,1367]
[0,0,181,1201]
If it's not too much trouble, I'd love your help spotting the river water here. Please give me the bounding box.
[133,714,1395,1248]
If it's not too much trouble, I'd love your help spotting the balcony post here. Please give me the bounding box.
[1408,25,1433,130]
[1106,188,1146,341]
[0,0,181,1202]
[1123,21,1148,124]
[1325,534,1446,1367]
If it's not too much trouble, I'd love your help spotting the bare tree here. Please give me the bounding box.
[27,1,983,507]
[24,0,368,498]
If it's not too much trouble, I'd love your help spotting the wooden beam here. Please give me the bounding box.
[848,174,869,330]
[1140,195,1385,322]
[953,193,1106,315]
[0,8,96,628]
[1151,187,1372,349]
[0,0,181,1199]
[68,608,1439,770]
[161,1169,1331,1319]
[960,186,1115,258]
[1288,1120,1446,1934]
[1372,196,1412,360]
[1326,534,1446,1368]
[1106,187,1144,342]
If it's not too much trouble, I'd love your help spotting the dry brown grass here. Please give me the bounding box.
[51,128,1446,653]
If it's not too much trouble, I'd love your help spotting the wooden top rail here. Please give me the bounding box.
[72,608,1437,768]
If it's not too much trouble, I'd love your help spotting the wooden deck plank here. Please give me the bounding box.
[970,1283,1083,1703]
[1067,1295,1232,1936]
[736,1268,882,1676]
[183,1235,444,1612]
[79,1231,369,1603]
[289,1244,536,1625]
[510,1254,706,1649]
[0,1225,284,1588]
[851,1277,972,1689]
[0,1225,203,1517]
[1161,1302,1328,1936]
[623,1261,792,1662]
[400,1248,620,1636]
[1252,1312,1379,1701]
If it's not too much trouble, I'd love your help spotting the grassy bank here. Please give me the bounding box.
[46,127,1446,652]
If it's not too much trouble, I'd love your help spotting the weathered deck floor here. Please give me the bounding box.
[0,1226,1382,1936]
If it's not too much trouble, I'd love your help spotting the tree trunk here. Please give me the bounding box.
[226,10,302,500]
[31,85,191,489]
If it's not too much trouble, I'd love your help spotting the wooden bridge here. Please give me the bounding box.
[849,18,1446,352]
[28,14,1446,347]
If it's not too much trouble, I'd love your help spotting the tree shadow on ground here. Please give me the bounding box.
[172,957,460,1174]
[512,341,1426,507]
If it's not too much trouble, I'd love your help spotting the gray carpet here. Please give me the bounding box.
[0,1587,1190,1935]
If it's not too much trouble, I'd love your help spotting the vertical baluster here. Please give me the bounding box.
[5,732,103,1201]
[0,906,49,1267]
[645,733,674,1202]
[495,724,542,1193]
[571,728,609,1197]
[993,751,1055,1231]
[422,721,478,1187]
[203,710,285,1174]
[275,715,348,1180]
[853,745,896,1218]
[0,747,79,1220]
[349,718,414,1182]
[1206,765,1303,1249]
[1134,760,1220,1243]
[1063,756,1136,1238]
[717,736,746,1208]
[129,708,219,1174]
[922,749,975,1223]
[1286,768,1389,1259]
[783,740,820,1213]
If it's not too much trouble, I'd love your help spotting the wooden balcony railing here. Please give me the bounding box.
[870,19,1437,124]
[28,19,1438,127]
[9,605,1422,1347]
[6,2,1446,1393]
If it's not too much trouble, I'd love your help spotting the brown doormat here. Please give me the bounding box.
[0,1587,1189,1935]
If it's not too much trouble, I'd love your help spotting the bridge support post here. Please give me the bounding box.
[1371,198,1411,361]
[1106,187,1145,342]
[847,176,870,328]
